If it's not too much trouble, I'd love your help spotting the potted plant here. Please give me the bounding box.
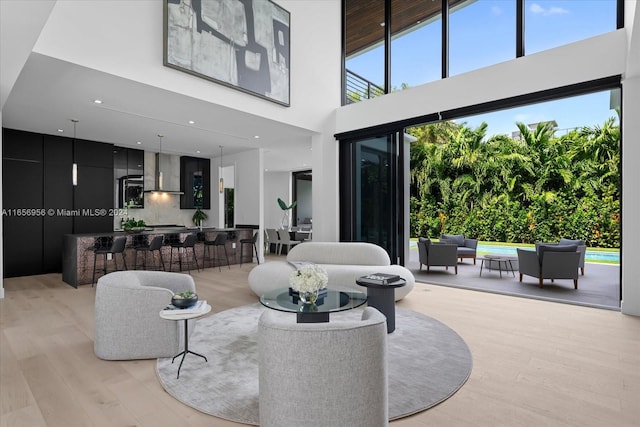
[123,218,146,233]
[277,198,296,230]
[192,207,208,229]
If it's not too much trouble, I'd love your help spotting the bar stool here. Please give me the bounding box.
[239,231,259,266]
[92,236,128,286]
[169,234,199,273]
[133,235,165,271]
[204,233,230,271]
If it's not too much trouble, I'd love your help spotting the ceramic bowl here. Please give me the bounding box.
[171,293,198,309]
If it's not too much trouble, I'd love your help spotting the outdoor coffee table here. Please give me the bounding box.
[479,255,515,278]
[260,288,367,323]
[159,301,211,379]
[355,278,406,333]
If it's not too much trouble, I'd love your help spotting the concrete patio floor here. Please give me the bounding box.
[405,249,621,310]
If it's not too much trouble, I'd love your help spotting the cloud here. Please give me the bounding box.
[491,6,502,16]
[529,3,569,16]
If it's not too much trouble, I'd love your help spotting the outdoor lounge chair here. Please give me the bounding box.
[417,237,458,274]
[440,233,478,264]
[517,245,580,289]
[558,238,587,275]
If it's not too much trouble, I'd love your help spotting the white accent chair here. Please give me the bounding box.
[258,307,388,427]
[276,229,301,255]
[94,270,196,360]
[248,241,414,301]
[265,228,281,255]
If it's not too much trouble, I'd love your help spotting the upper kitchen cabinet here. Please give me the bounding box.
[114,146,144,208]
[180,156,210,209]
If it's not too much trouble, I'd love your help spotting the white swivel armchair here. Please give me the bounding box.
[258,307,389,427]
[94,270,197,360]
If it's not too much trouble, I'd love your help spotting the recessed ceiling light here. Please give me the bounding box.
[57,129,64,133]
[188,120,195,124]
[254,135,260,139]
[93,99,103,104]
[196,150,201,154]
[136,141,142,145]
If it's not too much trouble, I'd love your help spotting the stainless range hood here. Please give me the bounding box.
[144,152,183,195]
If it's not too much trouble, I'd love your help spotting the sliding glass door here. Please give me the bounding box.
[339,133,405,264]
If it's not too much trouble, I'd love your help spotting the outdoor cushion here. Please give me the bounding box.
[559,238,585,246]
[418,237,431,250]
[457,247,476,256]
[441,234,465,246]
[537,244,577,264]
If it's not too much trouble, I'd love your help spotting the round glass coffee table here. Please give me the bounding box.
[260,288,367,323]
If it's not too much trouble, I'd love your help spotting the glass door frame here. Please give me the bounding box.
[339,131,407,265]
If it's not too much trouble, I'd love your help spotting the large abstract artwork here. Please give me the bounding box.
[164,0,290,106]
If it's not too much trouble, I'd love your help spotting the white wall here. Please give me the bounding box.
[229,150,261,227]
[0,0,56,109]
[312,121,340,242]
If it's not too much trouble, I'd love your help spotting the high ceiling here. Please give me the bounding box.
[1,1,314,172]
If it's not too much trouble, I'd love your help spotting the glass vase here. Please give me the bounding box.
[280,211,290,230]
[299,290,318,305]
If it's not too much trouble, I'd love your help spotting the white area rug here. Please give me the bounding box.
[156,303,472,425]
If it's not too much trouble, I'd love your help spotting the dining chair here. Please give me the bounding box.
[266,228,282,255]
[277,229,301,255]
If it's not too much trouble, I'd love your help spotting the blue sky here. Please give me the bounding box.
[346,0,619,137]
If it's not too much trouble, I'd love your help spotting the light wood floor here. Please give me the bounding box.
[2,260,639,427]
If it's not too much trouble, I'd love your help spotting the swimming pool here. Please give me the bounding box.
[410,241,620,264]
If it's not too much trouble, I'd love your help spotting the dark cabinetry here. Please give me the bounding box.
[2,128,114,278]
[114,146,144,209]
[2,129,44,277]
[180,156,210,209]
[73,140,114,233]
[43,135,73,272]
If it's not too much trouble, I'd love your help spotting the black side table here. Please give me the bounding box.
[355,278,406,333]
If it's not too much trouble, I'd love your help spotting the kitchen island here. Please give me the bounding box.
[62,227,256,287]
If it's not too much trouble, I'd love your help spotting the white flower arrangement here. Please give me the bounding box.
[289,264,328,293]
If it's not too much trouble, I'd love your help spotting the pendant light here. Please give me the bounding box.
[219,145,224,194]
[71,119,78,186]
[158,134,164,191]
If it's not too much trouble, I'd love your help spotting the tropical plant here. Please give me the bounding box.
[192,207,207,226]
[277,198,297,211]
[277,198,296,229]
[408,117,620,248]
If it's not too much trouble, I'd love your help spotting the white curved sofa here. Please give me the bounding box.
[248,242,414,301]
[94,270,196,360]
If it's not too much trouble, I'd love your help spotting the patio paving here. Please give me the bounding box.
[406,249,621,310]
